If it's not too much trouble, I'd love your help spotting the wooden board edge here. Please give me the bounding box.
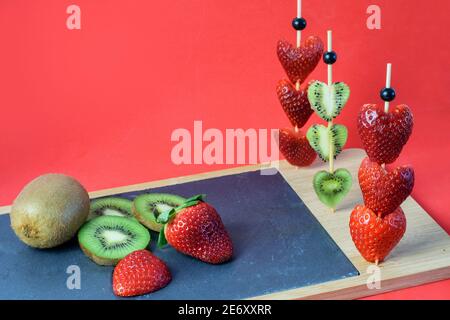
[0,161,278,215]
[247,265,450,300]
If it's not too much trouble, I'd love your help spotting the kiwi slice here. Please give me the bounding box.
[307,124,348,162]
[132,193,186,232]
[78,215,150,266]
[89,197,135,220]
[308,81,350,121]
[313,168,352,210]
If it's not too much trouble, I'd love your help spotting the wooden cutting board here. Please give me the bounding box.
[0,148,448,299]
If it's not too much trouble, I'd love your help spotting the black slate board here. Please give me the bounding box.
[0,170,358,299]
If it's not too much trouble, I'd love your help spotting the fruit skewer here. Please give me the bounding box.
[351,64,415,265]
[306,30,352,213]
[293,0,303,168]
[275,0,323,168]
[293,0,307,133]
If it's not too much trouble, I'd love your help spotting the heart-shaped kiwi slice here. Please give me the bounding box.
[313,168,352,210]
[306,124,348,162]
[308,81,350,121]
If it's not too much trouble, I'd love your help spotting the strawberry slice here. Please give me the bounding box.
[276,128,316,167]
[157,195,233,264]
[359,157,414,218]
[276,36,324,86]
[113,250,171,297]
[350,205,406,263]
[276,79,314,129]
[357,104,413,164]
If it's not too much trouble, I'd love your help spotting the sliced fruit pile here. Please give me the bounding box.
[78,193,233,297]
[351,69,415,264]
[9,174,233,298]
[275,20,324,167]
[305,31,352,212]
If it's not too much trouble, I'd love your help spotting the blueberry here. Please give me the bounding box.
[292,17,307,31]
[323,51,337,64]
[380,88,396,102]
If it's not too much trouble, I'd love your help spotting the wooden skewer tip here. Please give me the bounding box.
[386,63,392,88]
[327,30,332,51]
[384,63,392,113]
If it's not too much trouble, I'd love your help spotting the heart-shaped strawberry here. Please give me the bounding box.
[359,157,414,218]
[350,205,406,263]
[357,104,413,164]
[276,79,314,129]
[313,168,352,210]
[277,36,324,85]
[275,128,317,167]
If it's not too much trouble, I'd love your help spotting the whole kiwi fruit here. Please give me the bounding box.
[10,174,90,248]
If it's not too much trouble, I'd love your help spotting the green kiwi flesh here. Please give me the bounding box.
[313,169,352,209]
[89,197,134,220]
[132,193,186,232]
[307,81,350,121]
[306,124,348,162]
[78,215,150,266]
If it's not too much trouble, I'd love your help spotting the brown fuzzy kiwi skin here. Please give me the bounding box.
[10,174,90,249]
[79,243,119,266]
[131,203,163,232]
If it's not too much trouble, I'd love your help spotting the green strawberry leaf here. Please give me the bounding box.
[156,208,175,224]
[307,81,350,121]
[313,168,352,209]
[306,124,348,162]
[157,194,206,224]
[157,227,168,248]
[184,194,206,202]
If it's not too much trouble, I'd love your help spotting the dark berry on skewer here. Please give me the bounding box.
[380,87,396,102]
[323,51,337,65]
[292,17,307,31]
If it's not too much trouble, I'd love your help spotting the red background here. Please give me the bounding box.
[0,0,448,299]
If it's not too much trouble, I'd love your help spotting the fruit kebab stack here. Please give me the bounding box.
[306,31,351,213]
[276,0,324,167]
[350,64,415,264]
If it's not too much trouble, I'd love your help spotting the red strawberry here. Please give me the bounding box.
[359,157,414,218]
[357,104,413,164]
[275,128,316,167]
[276,79,314,129]
[158,196,233,264]
[277,36,324,86]
[349,205,406,263]
[113,250,171,297]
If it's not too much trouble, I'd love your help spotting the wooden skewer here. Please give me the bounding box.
[327,30,335,214]
[381,63,392,170]
[294,0,302,170]
[295,0,302,91]
[327,30,333,88]
[296,0,302,48]
[327,30,334,176]
[384,63,392,113]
